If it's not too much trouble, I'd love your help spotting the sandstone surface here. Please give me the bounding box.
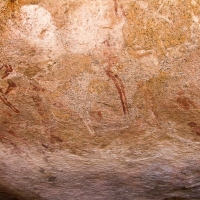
[0,0,200,199]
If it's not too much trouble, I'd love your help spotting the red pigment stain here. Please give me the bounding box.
[5,80,17,95]
[7,130,27,145]
[113,0,118,16]
[192,126,200,135]
[97,111,102,121]
[7,130,19,139]
[120,4,126,17]
[187,122,200,135]
[50,135,63,144]
[0,64,13,79]
[187,122,197,127]
[32,84,45,92]
[90,111,102,122]
[0,135,22,154]
[176,96,194,110]
[0,65,19,113]
[105,57,129,115]
[42,143,49,148]
[3,110,12,117]
[0,130,26,153]
[32,96,43,112]
[0,93,19,113]
[103,40,110,47]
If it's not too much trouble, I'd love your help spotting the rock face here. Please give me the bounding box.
[0,0,200,199]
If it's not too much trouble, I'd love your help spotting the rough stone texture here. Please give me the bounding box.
[0,0,200,199]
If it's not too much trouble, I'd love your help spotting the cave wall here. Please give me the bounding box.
[0,0,200,199]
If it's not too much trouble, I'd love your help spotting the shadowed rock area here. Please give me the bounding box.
[0,0,200,199]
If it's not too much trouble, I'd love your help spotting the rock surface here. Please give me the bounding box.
[0,0,200,199]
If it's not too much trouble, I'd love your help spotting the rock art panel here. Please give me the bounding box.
[0,0,200,199]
